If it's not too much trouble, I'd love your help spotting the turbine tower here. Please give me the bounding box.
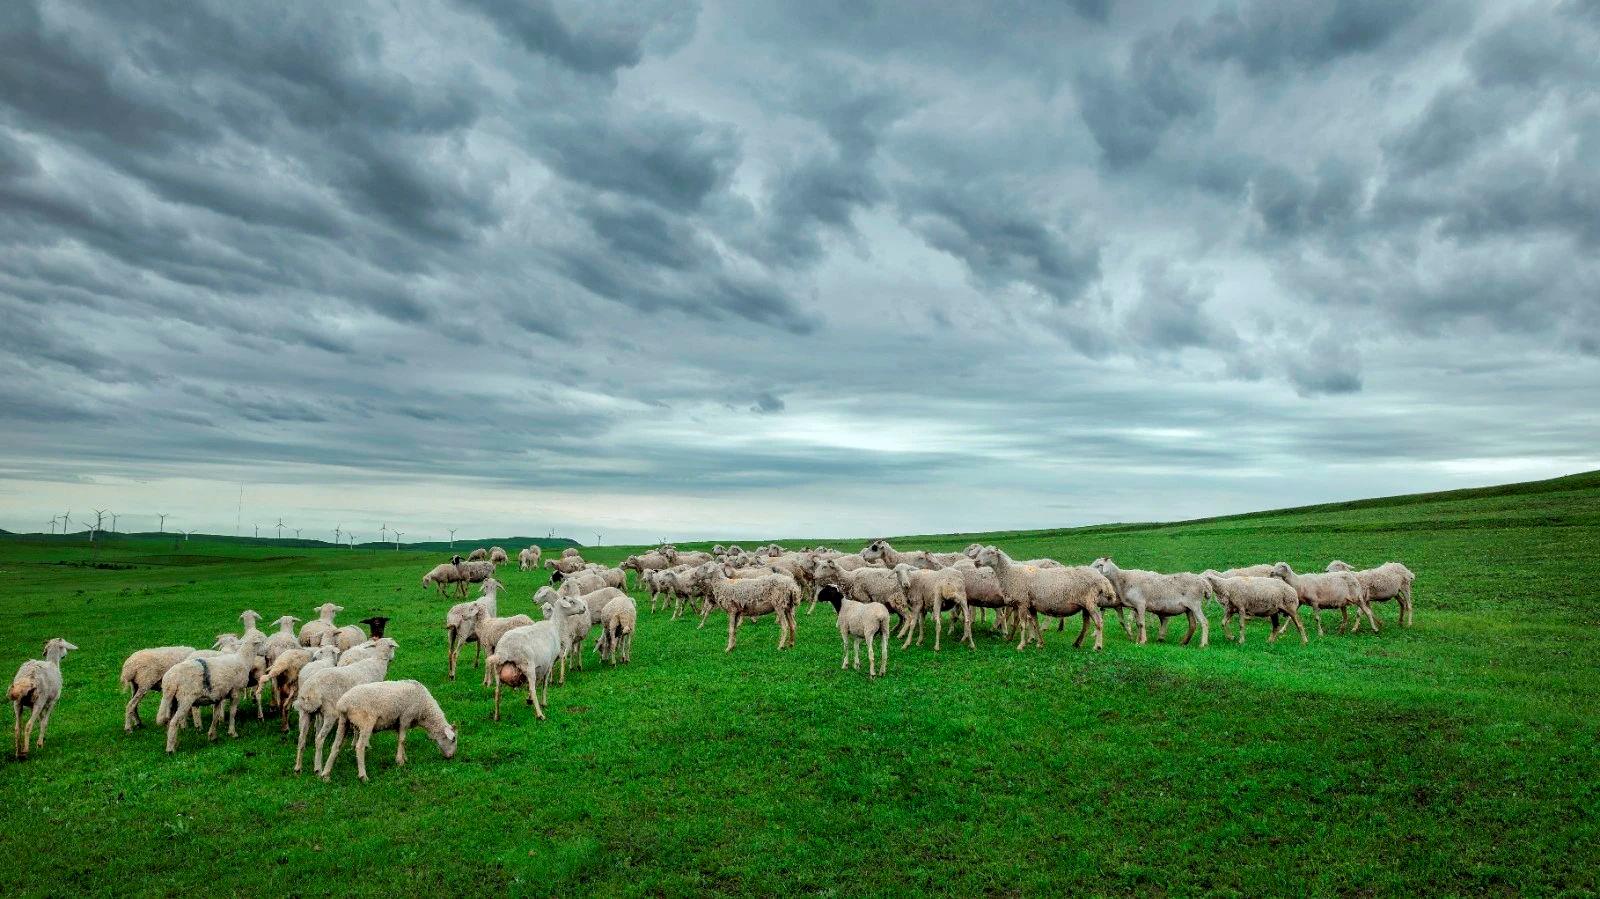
[275,517,285,540]
[157,513,168,533]
[392,530,403,550]
[334,525,343,545]
[380,522,389,543]
[448,528,457,550]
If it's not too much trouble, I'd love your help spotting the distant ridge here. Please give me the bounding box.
[5,531,582,551]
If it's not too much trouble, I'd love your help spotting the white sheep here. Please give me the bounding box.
[468,548,489,561]
[489,546,509,565]
[975,547,1110,651]
[299,603,343,647]
[538,586,622,681]
[1090,557,1211,648]
[696,563,801,652]
[292,638,397,774]
[263,644,338,732]
[518,546,542,571]
[1221,564,1277,578]
[474,605,538,688]
[487,595,586,721]
[320,680,457,782]
[821,592,889,677]
[9,638,77,758]
[1269,563,1376,636]
[120,645,196,733]
[594,595,637,665]
[810,559,917,647]
[422,557,467,596]
[1326,560,1416,628]
[156,632,267,752]
[1202,572,1307,645]
[896,563,973,650]
[445,578,506,680]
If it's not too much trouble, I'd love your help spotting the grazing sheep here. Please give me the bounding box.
[157,633,267,753]
[543,555,589,576]
[293,638,397,774]
[975,547,1109,651]
[320,680,457,782]
[518,546,542,571]
[120,645,196,733]
[263,644,338,732]
[1202,572,1307,645]
[1269,563,1375,636]
[422,557,467,595]
[299,603,344,647]
[595,595,637,665]
[697,563,801,653]
[468,548,489,561]
[896,563,974,650]
[1090,557,1211,648]
[10,638,77,758]
[488,596,586,721]
[489,546,509,565]
[822,592,889,677]
[1327,561,1416,628]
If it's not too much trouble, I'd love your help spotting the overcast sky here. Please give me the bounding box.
[2,0,1597,545]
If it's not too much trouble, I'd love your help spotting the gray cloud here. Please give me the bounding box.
[1,0,1598,542]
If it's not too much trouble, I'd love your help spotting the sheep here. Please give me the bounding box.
[156,633,267,753]
[9,638,76,758]
[1221,564,1277,578]
[468,548,489,561]
[474,607,538,688]
[1269,563,1376,636]
[1327,561,1416,628]
[556,567,625,594]
[538,586,623,680]
[542,555,588,576]
[1201,572,1307,645]
[821,592,889,677]
[320,680,457,782]
[458,559,496,592]
[675,550,714,566]
[811,559,920,649]
[299,603,343,647]
[975,547,1109,651]
[947,560,1011,632]
[518,546,542,571]
[656,565,705,619]
[255,615,302,712]
[445,578,504,680]
[263,644,338,732]
[620,548,677,587]
[422,557,467,595]
[803,553,872,613]
[489,546,509,565]
[330,622,370,653]
[487,595,586,721]
[861,540,940,570]
[561,547,583,558]
[120,645,196,733]
[594,595,637,665]
[292,638,397,774]
[697,563,801,652]
[896,563,974,650]
[1090,557,1211,648]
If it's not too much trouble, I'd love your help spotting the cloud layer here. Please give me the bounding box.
[2,0,1597,542]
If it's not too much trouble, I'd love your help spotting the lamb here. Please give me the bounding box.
[120,645,196,733]
[299,603,344,647]
[518,546,541,571]
[9,638,76,758]
[896,563,974,650]
[975,547,1109,651]
[1269,563,1376,636]
[822,592,889,677]
[445,578,504,680]
[1326,561,1415,628]
[811,559,920,649]
[487,595,586,721]
[262,644,338,732]
[489,546,509,565]
[1202,572,1307,645]
[156,632,267,752]
[1090,557,1211,648]
[292,638,397,774]
[594,595,637,665]
[320,680,457,782]
[468,548,489,561]
[697,563,801,652]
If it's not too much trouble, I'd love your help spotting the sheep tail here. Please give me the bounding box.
[7,679,29,703]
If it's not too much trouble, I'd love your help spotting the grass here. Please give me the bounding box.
[2,471,1598,896]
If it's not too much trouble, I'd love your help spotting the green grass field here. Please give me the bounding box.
[2,472,1598,896]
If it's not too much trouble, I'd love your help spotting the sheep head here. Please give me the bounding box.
[43,638,77,661]
[1326,560,1353,572]
[974,546,1004,569]
[239,609,262,630]
[1269,562,1295,581]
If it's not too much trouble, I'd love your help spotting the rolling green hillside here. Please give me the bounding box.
[0,471,1595,896]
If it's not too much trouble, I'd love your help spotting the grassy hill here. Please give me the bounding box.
[0,471,1595,895]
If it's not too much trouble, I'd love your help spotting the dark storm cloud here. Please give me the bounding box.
[2,0,1598,540]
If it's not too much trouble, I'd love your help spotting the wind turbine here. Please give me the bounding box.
[448,528,457,550]
[253,524,260,539]
[392,530,403,550]
[183,529,194,541]
[47,519,57,535]
[334,525,343,545]
[347,532,357,549]
[157,513,168,533]
[380,522,389,543]
[293,527,302,539]
[109,512,119,533]
[82,510,107,542]
[275,518,286,539]
[61,510,71,535]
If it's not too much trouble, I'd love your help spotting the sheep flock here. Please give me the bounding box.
[8,540,1414,782]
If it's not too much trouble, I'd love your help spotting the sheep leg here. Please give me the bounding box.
[726,610,739,653]
[1136,605,1148,645]
[1157,616,1171,642]
[841,630,850,669]
[852,638,861,670]
[1361,601,1380,633]
[1314,607,1325,637]
[1088,607,1105,651]
[1288,607,1309,644]
[320,718,347,780]
[356,727,373,782]
[1401,586,1413,627]
[1337,606,1350,634]
[207,699,221,741]
[492,675,503,722]
[931,599,942,652]
[866,632,877,678]
[473,640,481,670]
[295,709,312,771]
[13,701,24,758]
[698,601,713,630]
[1072,610,1090,648]
[314,715,335,774]
[125,686,146,733]
[529,676,545,721]
[166,698,194,754]
[1238,611,1248,644]
[541,664,552,708]
[899,609,917,651]
[1220,607,1234,641]
[37,698,56,747]
[228,692,241,737]
[879,628,889,674]
[1179,611,1198,646]
[447,633,458,681]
